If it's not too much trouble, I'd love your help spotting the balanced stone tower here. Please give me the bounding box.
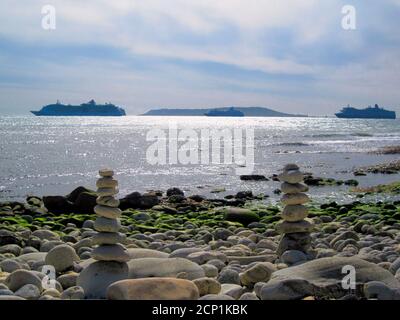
[77,168,130,299]
[276,164,314,257]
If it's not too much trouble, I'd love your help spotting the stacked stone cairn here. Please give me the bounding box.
[92,168,130,262]
[77,168,130,299]
[276,164,314,257]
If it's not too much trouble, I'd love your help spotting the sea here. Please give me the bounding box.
[1,116,400,204]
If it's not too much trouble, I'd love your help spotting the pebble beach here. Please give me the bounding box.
[1,162,400,300]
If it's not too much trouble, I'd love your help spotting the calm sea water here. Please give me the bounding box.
[1,116,400,203]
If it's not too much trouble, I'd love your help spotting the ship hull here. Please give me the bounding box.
[335,113,396,119]
[31,112,125,116]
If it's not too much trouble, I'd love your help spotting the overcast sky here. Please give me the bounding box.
[0,0,399,115]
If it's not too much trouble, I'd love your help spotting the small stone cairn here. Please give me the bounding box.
[276,164,314,256]
[77,169,130,299]
[91,169,129,262]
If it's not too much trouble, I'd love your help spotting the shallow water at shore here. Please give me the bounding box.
[0,116,399,201]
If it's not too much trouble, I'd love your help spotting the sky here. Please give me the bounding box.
[0,0,399,116]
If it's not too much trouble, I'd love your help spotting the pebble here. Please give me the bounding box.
[201,264,219,278]
[94,217,121,233]
[364,281,399,300]
[281,250,308,265]
[281,182,309,194]
[57,272,78,289]
[239,262,276,286]
[91,244,130,262]
[32,230,60,241]
[198,294,235,300]
[99,168,114,177]
[42,288,61,298]
[239,292,259,300]
[281,205,308,222]
[0,244,22,256]
[61,286,85,300]
[77,261,129,299]
[220,283,247,299]
[281,193,309,205]
[127,257,205,280]
[107,278,200,300]
[260,278,313,300]
[96,196,120,208]
[97,187,118,197]
[15,284,41,300]
[217,269,240,285]
[276,219,314,234]
[96,177,118,189]
[278,170,303,184]
[187,251,227,265]
[389,257,400,274]
[5,269,42,291]
[0,259,26,273]
[92,232,126,246]
[193,277,221,296]
[45,244,79,272]
[94,205,122,219]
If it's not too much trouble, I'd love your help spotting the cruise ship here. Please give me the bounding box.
[335,104,396,119]
[31,100,126,116]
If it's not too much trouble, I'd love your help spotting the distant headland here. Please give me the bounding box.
[141,106,307,117]
[31,100,126,116]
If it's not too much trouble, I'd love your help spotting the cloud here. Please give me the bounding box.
[0,0,399,115]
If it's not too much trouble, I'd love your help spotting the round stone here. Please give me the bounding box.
[97,187,118,197]
[283,164,299,171]
[281,205,308,222]
[57,272,78,289]
[99,168,114,177]
[5,270,42,291]
[281,182,309,194]
[201,264,219,278]
[94,205,122,219]
[92,232,126,245]
[193,277,221,296]
[94,217,121,233]
[277,233,312,256]
[96,177,118,189]
[281,193,309,205]
[278,170,303,184]
[280,250,308,265]
[61,286,85,300]
[0,259,25,273]
[239,262,276,287]
[77,261,129,299]
[91,244,130,262]
[45,244,79,272]
[275,219,314,234]
[107,278,200,300]
[217,269,240,285]
[14,284,41,300]
[96,196,120,208]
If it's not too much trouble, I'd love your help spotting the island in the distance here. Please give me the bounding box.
[141,106,307,117]
[31,100,126,116]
